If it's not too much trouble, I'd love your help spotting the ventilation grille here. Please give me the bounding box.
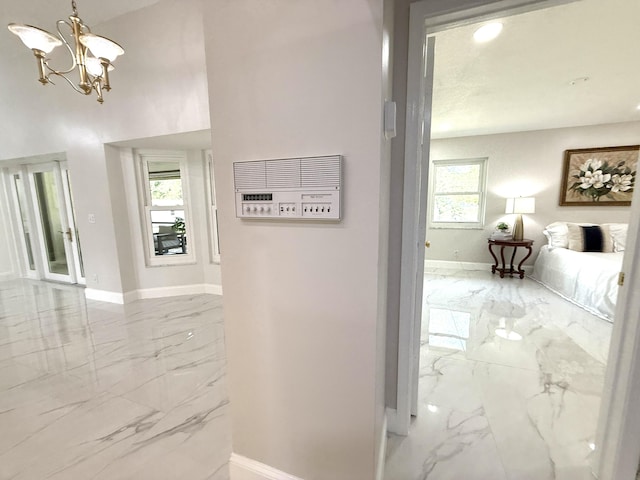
[234,161,266,190]
[234,156,341,190]
[266,158,301,189]
[301,156,341,188]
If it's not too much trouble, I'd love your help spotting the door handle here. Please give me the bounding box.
[58,228,73,242]
[425,241,431,248]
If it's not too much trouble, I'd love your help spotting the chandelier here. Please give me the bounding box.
[7,0,124,104]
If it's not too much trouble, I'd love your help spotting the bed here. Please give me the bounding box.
[531,222,627,322]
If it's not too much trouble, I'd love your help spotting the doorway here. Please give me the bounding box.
[391,0,640,479]
[7,161,84,285]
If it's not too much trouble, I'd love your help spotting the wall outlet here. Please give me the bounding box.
[454,250,460,260]
[91,274,99,284]
[88,213,96,224]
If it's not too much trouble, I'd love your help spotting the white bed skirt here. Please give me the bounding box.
[531,245,623,322]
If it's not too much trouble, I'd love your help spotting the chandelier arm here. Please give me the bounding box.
[48,71,91,95]
[49,20,80,75]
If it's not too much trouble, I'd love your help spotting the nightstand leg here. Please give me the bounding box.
[488,244,498,274]
[509,247,517,277]
[518,245,533,279]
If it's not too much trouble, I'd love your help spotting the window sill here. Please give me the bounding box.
[429,224,485,230]
[146,258,198,268]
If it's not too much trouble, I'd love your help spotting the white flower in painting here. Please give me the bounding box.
[579,170,611,189]
[580,158,603,172]
[608,174,633,192]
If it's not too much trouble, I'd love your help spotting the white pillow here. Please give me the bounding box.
[543,221,598,250]
[603,223,628,252]
[543,222,569,249]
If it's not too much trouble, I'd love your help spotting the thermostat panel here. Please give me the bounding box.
[233,155,341,220]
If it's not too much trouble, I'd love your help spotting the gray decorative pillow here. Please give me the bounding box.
[567,223,613,252]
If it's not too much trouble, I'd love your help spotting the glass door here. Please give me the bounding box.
[27,162,84,284]
[8,170,38,278]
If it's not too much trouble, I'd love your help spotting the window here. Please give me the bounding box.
[205,150,221,262]
[137,151,195,266]
[429,157,488,229]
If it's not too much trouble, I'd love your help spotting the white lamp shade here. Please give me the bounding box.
[85,56,114,76]
[8,24,62,53]
[79,33,124,62]
[505,197,536,214]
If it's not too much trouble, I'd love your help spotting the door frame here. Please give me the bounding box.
[59,161,86,285]
[396,1,640,478]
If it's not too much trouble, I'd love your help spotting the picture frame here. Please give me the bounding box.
[559,145,639,206]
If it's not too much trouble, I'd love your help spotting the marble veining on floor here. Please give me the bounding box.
[385,268,610,480]
[0,279,231,480]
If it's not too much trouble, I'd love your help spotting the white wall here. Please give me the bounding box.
[204,0,388,478]
[427,121,637,264]
[105,145,138,294]
[0,0,221,296]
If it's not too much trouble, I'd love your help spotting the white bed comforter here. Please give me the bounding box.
[531,245,623,322]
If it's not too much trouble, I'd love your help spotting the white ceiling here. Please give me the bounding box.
[0,0,162,30]
[3,0,638,148]
[431,0,640,139]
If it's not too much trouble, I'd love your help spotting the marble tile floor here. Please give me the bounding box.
[385,268,612,480]
[0,279,231,480]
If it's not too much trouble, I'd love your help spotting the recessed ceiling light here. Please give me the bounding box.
[636,104,640,110]
[473,22,503,43]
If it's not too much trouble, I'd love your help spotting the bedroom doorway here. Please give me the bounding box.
[390,0,640,479]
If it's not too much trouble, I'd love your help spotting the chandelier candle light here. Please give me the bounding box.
[8,0,124,103]
[505,197,535,241]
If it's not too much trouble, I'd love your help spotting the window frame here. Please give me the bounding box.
[136,149,196,267]
[428,157,488,230]
[204,150,221,263]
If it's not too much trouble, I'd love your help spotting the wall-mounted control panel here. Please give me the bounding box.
[234,155,341,221]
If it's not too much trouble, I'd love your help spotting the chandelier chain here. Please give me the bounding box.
[71,0,78,16]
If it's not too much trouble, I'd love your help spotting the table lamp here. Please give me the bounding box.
[505,197,535,241]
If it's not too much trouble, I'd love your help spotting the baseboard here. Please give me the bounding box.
[229,454,304,480]
[0,271,15,281]
[425,259,533,272]
[123,290,139,304]
[376,412,388,480]
[121,284,223,303]
[85,288,125,304]
[133,283,223,300]
[205,284,223,295]
[424,260,491,270]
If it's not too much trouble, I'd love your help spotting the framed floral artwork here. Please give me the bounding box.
[559,145,639,206]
